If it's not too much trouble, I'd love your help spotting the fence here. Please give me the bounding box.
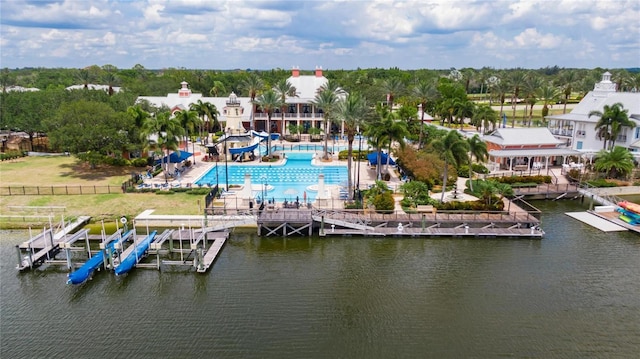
[0,185,125,196]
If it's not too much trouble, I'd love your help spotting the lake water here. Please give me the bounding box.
[1,200,639,358]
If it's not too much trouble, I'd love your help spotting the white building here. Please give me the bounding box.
[136,66,340,137]
[65,84,122,93]
[546,72,640,157]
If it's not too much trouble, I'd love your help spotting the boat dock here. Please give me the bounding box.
[565,211,627,232]
[196,233,228,273]
[16,216,91,271]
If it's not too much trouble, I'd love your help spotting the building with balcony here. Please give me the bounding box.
[546,72,640,157]
[136,66,342,139]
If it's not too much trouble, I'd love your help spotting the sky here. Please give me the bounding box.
[1,0,639,71]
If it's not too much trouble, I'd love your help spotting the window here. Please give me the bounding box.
[576,141,583,150]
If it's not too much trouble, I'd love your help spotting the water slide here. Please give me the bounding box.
[229,136,262,155]
[250,130,280,141]
[67,230,133,285]
[114,231,157,276]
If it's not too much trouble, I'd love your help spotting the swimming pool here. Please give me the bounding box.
[194,152,347,201]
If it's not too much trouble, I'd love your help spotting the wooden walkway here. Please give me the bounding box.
[196,234,228,273]
[257,208,543,238]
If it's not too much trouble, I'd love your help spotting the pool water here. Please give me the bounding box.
[194,152,347,201]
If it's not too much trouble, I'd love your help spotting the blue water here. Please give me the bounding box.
[195,152,347,201]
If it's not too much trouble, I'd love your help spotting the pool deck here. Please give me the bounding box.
[143,140,401,198]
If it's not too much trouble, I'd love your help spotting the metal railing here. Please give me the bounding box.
[0,185,125,196]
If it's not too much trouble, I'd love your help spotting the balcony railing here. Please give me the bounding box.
[254,112,324,119]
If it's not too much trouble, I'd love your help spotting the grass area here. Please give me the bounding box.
[0,156,204,227]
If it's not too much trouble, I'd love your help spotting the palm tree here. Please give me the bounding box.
[381,111,409,171]
[141,111,185,183]
[77,69,93,89]
[102,71,117,96]
[209,80,226,97]
[335,93,368,199]
[365,104,394,180]
[471,104,498,134]
[522,75,542,126]
[311,86,340,160]
[412,79,439,148]
[432,130,469,202]
[466,134,488,192]
[454,99,474,130]
[594,146,635,179]
[190,100,220,135]
[507,71,526,126]
[127,105,150,154]
[273,78,297,136]
[536,84,561,124]
[241,74,264,131]
[253,90,282,158]
[589,103,633,149]
[558,70,578,114]
[174,109,202,161]
[379,77,405,109]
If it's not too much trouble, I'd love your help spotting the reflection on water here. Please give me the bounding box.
[1,200,639,358]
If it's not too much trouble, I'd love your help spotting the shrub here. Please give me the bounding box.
[371,192,395,212]
[586,179,618,188]
[131,158,148,167]
[155,190,176,195]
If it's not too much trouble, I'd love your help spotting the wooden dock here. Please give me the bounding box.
[258,208,543,238]
[196,233,228,273]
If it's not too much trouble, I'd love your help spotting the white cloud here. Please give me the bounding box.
[0,0,638,70]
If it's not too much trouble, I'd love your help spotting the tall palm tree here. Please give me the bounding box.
[558,70,578,114]
[127,105,150,154]
[102,71,117,96]
[589,103,632,149]
[241,73,264,131]
[365,104,394,180]
[471,104,498,134]
[466,134,488,192]
[381,111,409,170]
[379,77,405,109]
[536,85,561,123]
[77,69,93,89]
[522,74,542,126]
[335,93,368,199]
[174,109,202,161]
[141,111,185,182]
[507,71,526,126]
[454,99,475,130]
[432,130,469,202]
[412,79,439,148]
[253,90,282,158]
[190,100,220,135]
[273,78,297,136]
[311,87,340,160]
[209,80,226,97]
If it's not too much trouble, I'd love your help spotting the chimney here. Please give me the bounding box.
[292,66,300,77]
[315,66,323,77]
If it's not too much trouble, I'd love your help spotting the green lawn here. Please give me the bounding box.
[0,156,204,227]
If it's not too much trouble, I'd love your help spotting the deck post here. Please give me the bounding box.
[15,245,22,269]
[319,216,325,236]
[65,247,72,270]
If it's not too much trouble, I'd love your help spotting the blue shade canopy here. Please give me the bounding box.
[367,152,395,166]
[155,151,192,164]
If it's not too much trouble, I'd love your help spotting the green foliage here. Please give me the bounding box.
[155,190,176,195]
[371,192,395,212]
[435,198,504,211]
[586,179,619,187]
[593,146,635,179]
[400,180,435,207]
[130,158,148,167]
[0,150,25,161]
